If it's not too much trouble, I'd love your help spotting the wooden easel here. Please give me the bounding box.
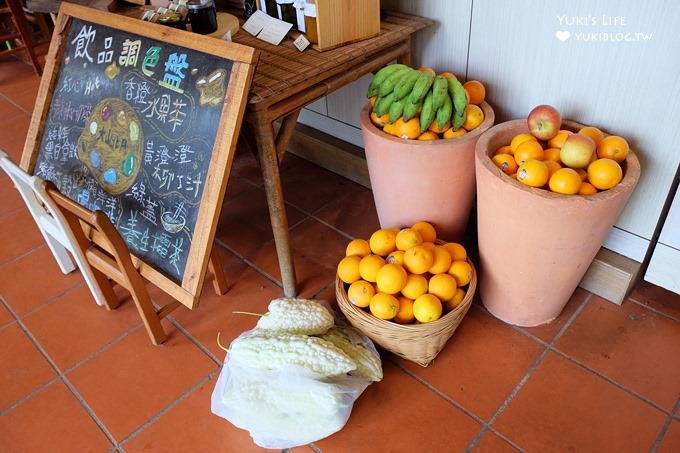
[43,180,226,345]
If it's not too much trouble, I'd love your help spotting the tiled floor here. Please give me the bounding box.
[2,49,680,453]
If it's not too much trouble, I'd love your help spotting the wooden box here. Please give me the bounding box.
[311,0,381,51]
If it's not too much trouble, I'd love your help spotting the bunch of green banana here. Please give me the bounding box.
[367,64,472,134]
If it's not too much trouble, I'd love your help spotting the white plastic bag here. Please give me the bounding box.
[210,324,378,449]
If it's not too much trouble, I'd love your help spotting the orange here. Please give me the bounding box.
[462,104,484,131]
[575,168,588,181]
[420,241,436,252]
[403,245,435,275]
[370,110,389,128]
[510,133,538,153]
[579,126,605,146]
[375,263,408,294]
[547,130,572,149]
[517,160,549,188]
[347,280,375,308]
[382,121,396,137]
[369,292,400,320]
[513,139,545,166]
[345,238,371,257]
[369,96,377,106]
[392,117,421,140]
[395,227,424,251]
[597,135,629,163]
[442,242,467,261]
[443,288,466,312]
[337,255,361,284]
[448,260,473,287]
[428,120,451,134]
[428,245,453,274]
[492,153,519,176]
[359,254,386,282]
[578,181,598,195]
[443,127,467,139]
[411,221,437,243]
[543,147,562,162]
[400,273,428,300]
[494,145,514,156]
[386,250,405,265]
[418,67,436,76]
[463,80,486,105]
[548,168,582,195]
[417,131,439,141]
[413,294,442,323]
[544,159,563,177]
[394,296,415,324]
[369,228,397,256]
[428,273,458,302]
[587,158,623,190]
[438,71,457,79]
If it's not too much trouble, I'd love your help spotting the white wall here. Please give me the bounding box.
[297,0,680,264]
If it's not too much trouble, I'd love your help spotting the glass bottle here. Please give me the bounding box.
[276,0,297,29]
[303,0,317,43]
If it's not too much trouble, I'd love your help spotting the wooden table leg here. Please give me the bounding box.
[252,113,298,297]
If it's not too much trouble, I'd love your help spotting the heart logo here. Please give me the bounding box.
[556,30,571,42]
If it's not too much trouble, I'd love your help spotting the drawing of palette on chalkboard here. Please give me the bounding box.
[77,98,143,195]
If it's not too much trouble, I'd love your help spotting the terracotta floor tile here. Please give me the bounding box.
[248,218,348,298]
[657,418,680,453]
[0,323,56,411]
[229,145,264,185]
[0,246,84,316]
[314,184,381,241]
[471,430,521,452]
[0,379,113,452]
[493,351,667,452]
[0,208,45,265]
[396,306,545,421]
[0,66,41,113]
[280,154,359,214]
[123,378,270,452]
[215,185,305,258]
[65,328,217,441]
[628,280,680,321]
[170,263,284,359]
[22,284,143,371]
[555,295,680,411]
[519,287,590,344]
[0,175,25,218]
[0,302,13,327]
[314,361,482,452]
[0,99,32,159]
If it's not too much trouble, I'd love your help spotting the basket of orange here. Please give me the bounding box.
[335,221,476,367]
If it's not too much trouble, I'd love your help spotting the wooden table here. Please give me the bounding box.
[229,11,432,297]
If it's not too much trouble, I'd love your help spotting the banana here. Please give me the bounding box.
[436,93,453,130]
[379,66,413,97]
[447,77,468,130]
[419,90,435,133]
[408,71,435,104]
[367,63,409,98]
[402,99,421,122]
[431,76,449,112]
[392,69,421,101]
[366,84,379,99]
[388,97,407,124]
[374,92,395,117]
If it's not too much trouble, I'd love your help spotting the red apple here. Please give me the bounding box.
[560,133,596,169]
[527,104,562,140]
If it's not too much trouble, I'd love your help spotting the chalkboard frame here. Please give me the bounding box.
[20,3,258,309]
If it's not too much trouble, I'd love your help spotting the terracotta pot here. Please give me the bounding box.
[360,102,495,241]
[474,119,641,327]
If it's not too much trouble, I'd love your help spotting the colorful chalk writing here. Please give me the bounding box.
[33,18,234,283]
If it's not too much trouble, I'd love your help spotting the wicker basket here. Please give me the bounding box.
[335,259,477,367]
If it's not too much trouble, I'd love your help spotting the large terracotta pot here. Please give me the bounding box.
[360,102,495,241]
[474,119,641,327]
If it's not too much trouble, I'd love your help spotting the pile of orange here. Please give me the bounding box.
[370,73,487,141]
[336,221,472,324]
[491,125,630,195]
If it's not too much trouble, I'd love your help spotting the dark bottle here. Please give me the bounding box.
[244,0,257,19]
[276,0,297,29]
[187,0,218,35]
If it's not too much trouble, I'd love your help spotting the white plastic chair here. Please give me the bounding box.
[0,149,109,306]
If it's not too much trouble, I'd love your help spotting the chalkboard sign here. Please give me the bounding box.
[21,4,258,309]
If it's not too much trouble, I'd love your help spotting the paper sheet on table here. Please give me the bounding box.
[242,9,294,46]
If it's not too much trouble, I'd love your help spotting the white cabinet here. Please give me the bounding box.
[645,183,680,294]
